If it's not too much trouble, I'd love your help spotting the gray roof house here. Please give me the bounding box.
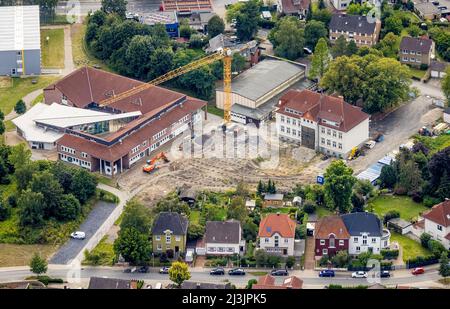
[181,281,232,289]
[88,277,135,289]
[430,61,448,78]
[0,5,41,76]
[152,212,189,236]
[204,220,245,255]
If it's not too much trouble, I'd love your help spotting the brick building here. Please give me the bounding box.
[329,13,381,47]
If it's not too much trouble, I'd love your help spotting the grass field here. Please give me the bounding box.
[204,104,224,118]
[0,244,56,267]
[40,29,65,68]
[82,236,115,266]
[390,233,432,262]
[368,195,427,221]
[0,76,59,116]
[409,67,427,80]
[415,134,450,154]
[189,210,201,225]
[316,206,333,218]
[31,93,44,106]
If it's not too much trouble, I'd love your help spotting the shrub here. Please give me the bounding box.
[420,63,428,70]
[36,276,63,285]
[428,239,447,258]
[420,233,432,248]
[303,200,316,214]
[407,255,439,268]
[383,210,400,225]
[246,279,258,289]
[166,249,174,259]
[285,256,296,268]
[381,249,399,260]
[159,253,169,263]
[266,255,281,268]
[319,255,330,267]
[423,196,441,208]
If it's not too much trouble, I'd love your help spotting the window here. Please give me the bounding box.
[332,141,336,148]
[218,247,224,252]
[437,225,443,231]
[320,239,325,245]
[292,119,296,126]
[292,129,297,136]
[327,140,331,146]
[321,127,325,134]
[286,127,290,134]
[175,236,181,241]
[363,239,367,245]
[280,125,285,132]
[281,116,285,123]
[322,249,328,255]
[157,244,162,250]
[356,246,361,252]
[338,143,342,149]
[265,238,269,243]
[354,237,358,243]
[286,118,291,124]
[284,238,289,243]
[327,129,331,135]
[321,138,325,144]
[372,238,377,243]
[332,130,337,137]
[166,235,171,244]
[339,240,344,246]
[81,152,88,158]
[329,238,335,247]
[338,132,342,139]
[155,235,161,241]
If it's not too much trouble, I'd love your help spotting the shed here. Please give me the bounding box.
[292,196,302,206]
[178,186,196,206]
[430,61,448,79]
[245,199,256,211]
[263,193,284,208]
[388,217,413,235]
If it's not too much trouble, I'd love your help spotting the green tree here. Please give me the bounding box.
[179,24,193,39]
[0,111,4,135]
[246,279,258,289]
[345,40,358,56]
[14,99,26,114]
[232,53,246,73]
[235,0,261,41]
[154,192,190,216]
[187,222,205,240]
[125,35,154,79]
[420,233,432,248]
[30,171,64,219]
[8,143,31,170]
[439,251,450,277]
[243,218,258,241]
[407,25,422,37]
[121,200,152,234]
[311,9,332,26]
[324,160,356,213]
[309,38,330,80]
[148,48,173,80]
[101,0,127,18]
[18,189,45,227]
[397,160,423,195]
[377,32,400,58]
[169,261,191,287]
[304,20,328,49]
[70,168,97,204]
[331,250,349,268]
[383,16,403,35]
[318,0,326,9]
[227,196,248,222]
[114,228,151,265]
[379,164,397,189]
[351,193,365,212]
[257,180,265,196]
[270,17,305,60]
[0,200,10,221]
[255,249,267,266]
[306,2,313,21]
[29,253,48,275]
[331,35,347,58]
[286,256,296,268]
[207,15,225,38]
[57,194,81,221]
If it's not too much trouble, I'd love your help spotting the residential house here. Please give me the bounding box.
[422,200,450,249]
[181,281,232,289]
[277,0,310,18]
[329,13,381,47]
[430,61,448,78]
[258,213,297,256]
[88,277,137,289]
[245,199,256,211]
[331,0,352,10]
[387,217,414,235]
[252,274,303,289]
[204,220,245,255]
[414,2,441,20]
[152,212,189,255]
[399,36,435,68]
[275,89,370,158]
[139,11,179,38]
[0,5,41,76]
[314,216,350,257]
[263,193,284,208]
[341,212,391,255]
[205,34,259,64]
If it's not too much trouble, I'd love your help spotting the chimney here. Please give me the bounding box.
[276,212,280,216]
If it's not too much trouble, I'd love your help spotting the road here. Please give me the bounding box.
[56,0,161,16]
[0,265,443,288]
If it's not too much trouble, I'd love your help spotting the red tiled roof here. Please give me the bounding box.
[276,89,370,132]
[281,0,310,14]
[445,233,450,241]
[258,213,296,238]
[57,98,205,162]
[252,275,303,289]
[422,200,450,227]
[314,216,350,239]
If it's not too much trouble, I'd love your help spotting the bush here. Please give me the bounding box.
[159,253,169,263]
[266,255,281,268]
[420,63,428,70]
[428,239,447,258]
[166,249,174,259]
[319,255,330,267]
[303,200,316,214]
[97,189,119,204]
[35,275,63,285]
[285,256,296,268]
[420,233,432,248]
[246,279,258,289]
[423,196,441,208]
[383,210,400,225]
[0,201,10,221]
[381,249,399,260]
[407,255,439,268]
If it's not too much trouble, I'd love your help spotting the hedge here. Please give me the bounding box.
[406,255,439,269]
[381,249,399,260]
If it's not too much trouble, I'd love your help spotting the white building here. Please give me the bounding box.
[258,213,297,256]
[422,200,450,249]
[275,89,370,157]
[204,221,245,255]
[341,212,391,255]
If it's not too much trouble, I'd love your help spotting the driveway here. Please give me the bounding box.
[49,201,117,265]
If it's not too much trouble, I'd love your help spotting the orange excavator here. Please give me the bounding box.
[143,152,170,173]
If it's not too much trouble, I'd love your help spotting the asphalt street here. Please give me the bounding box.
[49,201,117,265]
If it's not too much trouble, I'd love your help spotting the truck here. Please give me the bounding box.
[143,152,170,173]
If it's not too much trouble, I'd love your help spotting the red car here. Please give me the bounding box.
[412,267,425,275]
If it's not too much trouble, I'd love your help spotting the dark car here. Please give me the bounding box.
[210,268,225,275]
[319,270,335,277]
[137,266,149,273]
[271,269,289,276]
[123,267,136,273]
[228,268,246,276]
[159,266,170,274]
[379,270,391,278]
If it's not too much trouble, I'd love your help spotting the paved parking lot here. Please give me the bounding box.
[50,201,116,265]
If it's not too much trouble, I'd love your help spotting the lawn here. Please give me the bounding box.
[189,210,201,225]
[82,236,115,266]
[40,29,65,68]
[0,76,59,116]
[368,195,427,221]
[415,134,450,154]
[390,232,432,262]
[0,244,56,267]
[31,93,44,106]
[316,206,333,218]
[409,67,427,80]
[204,103,224,118]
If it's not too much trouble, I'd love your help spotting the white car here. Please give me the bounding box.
[70,231,86,240]
[352,271,368,278]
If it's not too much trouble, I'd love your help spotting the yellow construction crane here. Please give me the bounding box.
[98,46,248,124]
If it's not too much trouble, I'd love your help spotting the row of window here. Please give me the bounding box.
[353,236,378,244]
[319,239,345,247]
[280,115,313,126]
[331,30,371,37]
[264,237,289,243]
[154,235,181,243]
[402,57,422,63]
[321,138,343,149]
[402,49,422,56]
[207,247,236,253]
[60,153,91,169]
[153,128,167,141]
[321,127,343,139]
[60,145,75,154]
[280,125,300,137]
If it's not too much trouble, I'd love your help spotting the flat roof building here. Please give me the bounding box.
[0,5,41,76]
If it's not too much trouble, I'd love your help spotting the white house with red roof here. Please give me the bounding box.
[258,213,297,256]
[275,89,370,158]
[422,200,450,249]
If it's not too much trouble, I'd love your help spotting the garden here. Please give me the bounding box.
[368,195,427,221]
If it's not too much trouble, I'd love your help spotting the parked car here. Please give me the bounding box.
[123,267,137,273]
[412,267,425,275]
[318,270,335,277]
[154,282,162,289]
[271,269,289,276]
[70,231,86,240]
[159,266,170,274]
[351,271,368,278]
[137,266,149,273]
[379,270,391,278]
[210,268,225,275]
[228,268,246,276]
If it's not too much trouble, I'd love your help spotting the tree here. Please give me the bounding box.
[232,53,246,73]
[257,180,265,196]
[311,9,332,26]
[332,35,347,58]
[187,222,205,240]
[286,256,296,268]
[57,194,81,221]
[114,228,150,265]
[120,200,152,234]
[8,143,31,170]
[318,0,326,9]
[324,160,356,213]
[29,253,48,275]
[397,160,423,195]
[428,147,450,194]
[246,279,258,289]
[154,192,190,215]
[376,32,400,58]
[30,171,64,219]
[125,35,154,80]
[407,25,422,37]
[207,15,225,38]
[70,169,97,204]
[306,2,313,21]
[101,0,127,18]
[255,249,268,266]
[243,218,258,241]
[235,0,260,41]
[439,251,450,277]
[18,190,45,227]
[420,233,432,248]
[345,40,358,56]
[266,255,281,268]
[379,164,397,189]
[309,38,330,80]
[304,20,328,49]
[0,200,10,221]
[227,196,248,222]
[383,210,400,225]
[443,67,450,105]
[269,17,305,60]
[383,16,403,35]
[179,24,193,39]
[14,99,26,114]
[331,250,349,268]
[351,193,365,212]
[169,261,191,287]
[148,48,174,80]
